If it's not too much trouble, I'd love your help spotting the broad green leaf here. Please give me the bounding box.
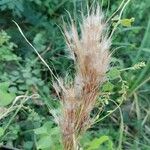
[43,121,53,129]
[0,90,15,106]
[0,82,15,106]
[0,82,10,91]
[8,86,18,93]
[102,82,114,92]
[23,141,34,150]
[36,135,52,149]
[108,68,120,80]
[34,126,48,135]
[87,135,114,150]
[34,121,53,135]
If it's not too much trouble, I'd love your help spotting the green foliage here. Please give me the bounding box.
[0,82,15,106]
[102,82,114,92]
[120,18,135,27]
[0,0,149,149]
[0,127,4,137]
[0,0,24,17]
[34,121,62,150]
[0,30,19,62]
[108,68,120,80]
[87,135,114,150]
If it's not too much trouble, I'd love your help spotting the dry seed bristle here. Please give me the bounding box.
[56,5,111,150]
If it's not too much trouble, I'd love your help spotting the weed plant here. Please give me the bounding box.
[0,0,149,150]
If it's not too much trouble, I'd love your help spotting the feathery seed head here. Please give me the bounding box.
[64,7,110,86]
[57,5,111,150]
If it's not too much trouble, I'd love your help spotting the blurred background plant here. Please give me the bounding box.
[0,0,149,149]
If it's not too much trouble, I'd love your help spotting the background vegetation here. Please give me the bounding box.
[0,0,149,149]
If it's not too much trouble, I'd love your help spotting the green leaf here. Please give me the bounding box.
[33,32,46,52]
[108,68,120,80]
[8,86,18,93]
[102,82,114,92]
[34,121,53,135]
[0,82,10,91]
[23,141,34,150]
[0,90,15,106]
[0,127,4,137]
[120,18,135,27]
[0,30,10,46]
[0,46,19,61]
[0,82,15,106]
[36,135,52,150]
[34,126,48,135]
[34,122,61,149]
[87,135,114,150]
